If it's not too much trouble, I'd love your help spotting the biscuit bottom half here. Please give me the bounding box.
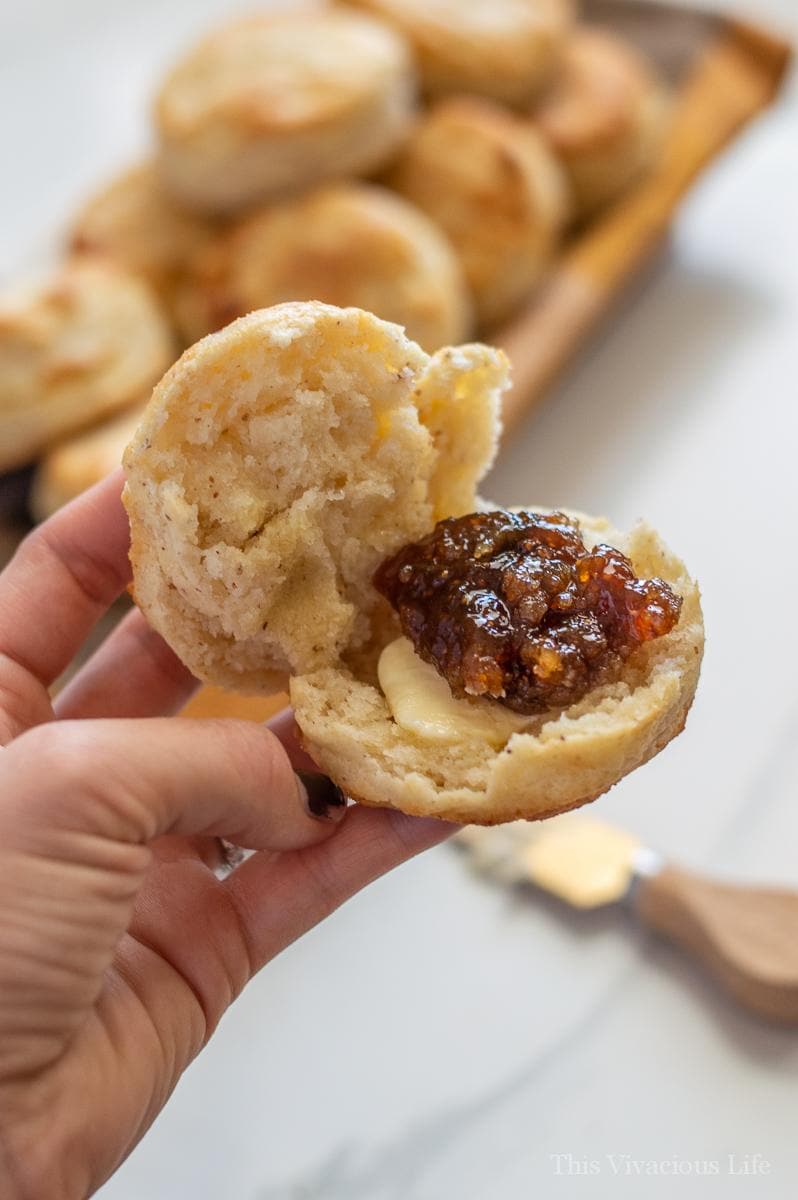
[291,515,703,824]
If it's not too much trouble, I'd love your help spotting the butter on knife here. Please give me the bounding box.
[455,817,798,1024]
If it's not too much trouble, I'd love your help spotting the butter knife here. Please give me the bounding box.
[455,818,798,1024]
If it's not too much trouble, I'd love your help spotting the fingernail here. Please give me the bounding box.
[296,770,348,821]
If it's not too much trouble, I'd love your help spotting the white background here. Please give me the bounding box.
[2,2,797,1197]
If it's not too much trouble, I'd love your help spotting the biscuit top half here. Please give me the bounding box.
[123,302,509,693]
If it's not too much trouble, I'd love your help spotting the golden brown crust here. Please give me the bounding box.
[351,789,615,826]
[388,96,568,325]
[341,0,574,104]
[533,27,670,217]
[154,11,417,214]
[0,261,173,472]
[174,182,472,351]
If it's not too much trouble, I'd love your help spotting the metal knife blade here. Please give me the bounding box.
[454,815,658,908]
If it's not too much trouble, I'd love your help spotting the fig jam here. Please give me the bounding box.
[374,510,682,713]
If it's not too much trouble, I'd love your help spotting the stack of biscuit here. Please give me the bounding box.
[0,1,671,520]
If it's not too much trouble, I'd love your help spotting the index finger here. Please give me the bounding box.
[0,469,131,690]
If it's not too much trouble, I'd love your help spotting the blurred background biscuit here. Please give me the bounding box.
[31,403,145,521]
[388,97,569,326]
[0,261,172,472]
[533,26,670,219]
[69,162,214,309]
[341,0,573,104]
[175,181,472,351]
[155,9,417,215]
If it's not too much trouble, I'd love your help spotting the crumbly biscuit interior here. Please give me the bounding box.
[124,305,507,692]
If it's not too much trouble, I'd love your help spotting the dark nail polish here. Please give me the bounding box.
[297,770,347,820]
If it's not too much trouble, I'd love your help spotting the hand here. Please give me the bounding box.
[0,472,452,1199]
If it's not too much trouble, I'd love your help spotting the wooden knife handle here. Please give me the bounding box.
[636,865,798,1024]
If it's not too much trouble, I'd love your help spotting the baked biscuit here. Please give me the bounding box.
[31,404,145,521]
[70,162,213,305]
[174,182,472,351]
[388,97,568,326]
[0,262,173,472]
[124,303,503,693]
[125,302,703,824]
[533,27,670,219]
[155,10,416,215]
[342,0,573,104]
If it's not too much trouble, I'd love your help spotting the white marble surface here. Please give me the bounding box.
[2,1,798,1196]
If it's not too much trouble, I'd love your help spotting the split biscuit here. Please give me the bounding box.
[125,302,703,824]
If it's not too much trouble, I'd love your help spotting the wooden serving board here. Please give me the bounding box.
[496,0,792,435]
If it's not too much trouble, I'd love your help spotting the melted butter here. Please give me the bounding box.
[378,636,532,749]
